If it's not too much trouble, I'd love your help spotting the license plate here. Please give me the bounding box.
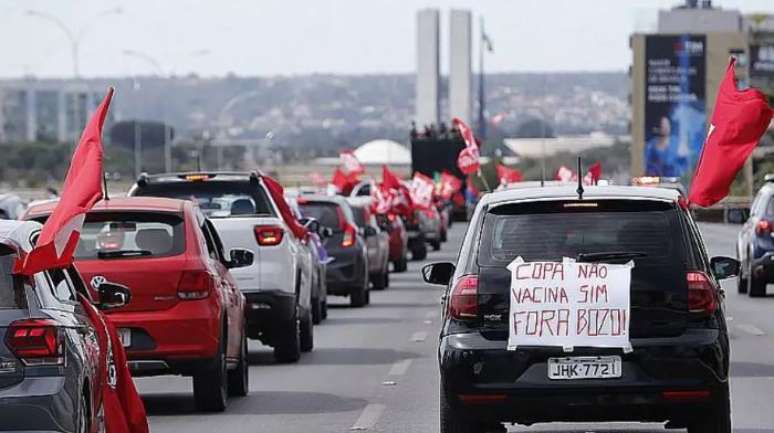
[547,356,621,380]
[117,328,132,348]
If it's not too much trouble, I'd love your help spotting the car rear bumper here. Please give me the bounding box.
[439,328,727,424]
[0,376,77,433]
[107,299,221,362]
[325,247,366,294]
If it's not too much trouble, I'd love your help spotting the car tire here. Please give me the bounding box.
[687,384,731,433]
[738,274,748,294]
[384,270,390,288]
[748,269,767,298]
[372,271,387,290]
[311,297,322,325]
[321,299,328,320]
[412,243,427,261]
[300,309,314,353]
[365,286,371,305]
[431,239,441,251]
[440,382,483,433]
[440,228,448,243]
[273,309,301,363]
[393,255,408,272]
[194,331,228,412]
[227,328,249,397]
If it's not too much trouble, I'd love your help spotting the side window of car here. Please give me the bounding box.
[204,219,227,262]
[47,268,77,304]
[199,223,219,261]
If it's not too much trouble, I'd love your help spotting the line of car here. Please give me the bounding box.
[0,169,454,431]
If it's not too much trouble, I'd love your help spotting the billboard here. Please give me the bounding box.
[750,44,774,78]
[644,35,706,179]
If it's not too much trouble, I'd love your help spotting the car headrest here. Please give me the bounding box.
[135,228,173,254]
[230,199,256,216]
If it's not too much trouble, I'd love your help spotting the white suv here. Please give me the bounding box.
[129,172,313,362]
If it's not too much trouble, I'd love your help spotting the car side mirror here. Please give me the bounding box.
[228,248,255,269]
[422,262,455,286]
[320,227,334,238]
[364,226,378,237]
[710,256,740,280]
[98,283,131,310]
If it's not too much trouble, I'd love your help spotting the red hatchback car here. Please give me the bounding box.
[25,197,251,412]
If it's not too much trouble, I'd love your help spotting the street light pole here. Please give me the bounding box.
[478,17,486,142]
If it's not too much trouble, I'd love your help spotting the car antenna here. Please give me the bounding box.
[103,171,110,201]
[576,156,584,200]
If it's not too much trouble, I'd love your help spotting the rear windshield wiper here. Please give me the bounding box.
[576,251,647,262]
[97,250,153,259]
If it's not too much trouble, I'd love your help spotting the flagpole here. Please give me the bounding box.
[478,16,486,141]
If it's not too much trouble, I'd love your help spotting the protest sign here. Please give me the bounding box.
[506,257,632,352]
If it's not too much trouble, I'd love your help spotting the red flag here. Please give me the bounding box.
[453,117,481,175]
[340,150,364,176]
[263,176,309,240]
[15,88,113,276]
[331,168,349,193]
[371,184,393,215]
[587,161,602,184]
[689,59,773,207]
[438,171,463,200]
[409,172,435,210]
[496,164,523,185]
[382,165,403,190]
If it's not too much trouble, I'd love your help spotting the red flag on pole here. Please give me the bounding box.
[15,88,114,276]
[496,164,523,185]
[409,172,435,210]
[382,165,403,190]
[438,171,463,200]
[453,117,481,175]
[263,175,308,240]
[554,165,575,182]
[340,150,364,176]
[583,161,602,185]
[688,59,773,207]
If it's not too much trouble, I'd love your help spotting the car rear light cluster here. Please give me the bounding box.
[341,223,357,248]
[687,271,717,315]
[177,270,214,300]
[254,225,285,246]
[5,318,64,366]
[755,219,773,236]
[448,274,478,320]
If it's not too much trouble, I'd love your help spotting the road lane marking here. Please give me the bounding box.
[737,323,766,336]
[424,310,439,319]
[389,359,413,376]
[350,403,385,431]
[410,331,427,342]
[423,320,433,325]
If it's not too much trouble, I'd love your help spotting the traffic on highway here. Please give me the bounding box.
[3,1,774,433]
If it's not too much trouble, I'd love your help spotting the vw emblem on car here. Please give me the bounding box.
[90,275,107,289]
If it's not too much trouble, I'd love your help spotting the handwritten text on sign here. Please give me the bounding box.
[506,257,633,352]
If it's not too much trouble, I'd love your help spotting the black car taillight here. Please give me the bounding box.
[448,274,478,320]
[5,318,64,366]
[687,271,717,315]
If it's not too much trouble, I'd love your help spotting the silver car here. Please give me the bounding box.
[0,220,130,433]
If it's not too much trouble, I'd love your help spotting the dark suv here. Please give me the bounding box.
[737,176,774,297]
[424,186,736,433]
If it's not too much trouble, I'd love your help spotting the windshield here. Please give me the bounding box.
[133,182,275,218]
[75,212,185,260]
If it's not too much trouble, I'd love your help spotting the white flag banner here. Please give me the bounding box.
[506,257,633,353]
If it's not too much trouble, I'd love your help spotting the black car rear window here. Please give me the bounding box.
[478,199,688,266]
[299,202,343,230]
[75,212,185,260]
[351,207,367,227]
[133,181,275,218]
[0,249,27,309]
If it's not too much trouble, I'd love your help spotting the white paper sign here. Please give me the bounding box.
[506,257,633,353]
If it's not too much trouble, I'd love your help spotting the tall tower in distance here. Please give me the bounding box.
[449,9,472,125]
[415,8,440,128]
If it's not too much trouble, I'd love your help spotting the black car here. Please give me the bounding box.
[736,176,774,297]
[298,195,370,307]
[424,185,736,433]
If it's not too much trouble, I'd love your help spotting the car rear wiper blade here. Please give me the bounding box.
[576,251,647,262]
[97,250,153,259]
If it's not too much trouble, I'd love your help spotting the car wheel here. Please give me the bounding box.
[431,239,441,251]
[273,308,301,363]
[394,254,408,272]
[227,327,249,397]
[194,330,228,412]
[311,297,322,325]
[738,273,748,294]
[371,271,386,290]
[321,299,328,320]
[440,228,448,243]
[440,382,484,433]
[748,262,767,297]
[350,274,368,307]
[412,243,427,261]
[384,270,390,288]
[300,309,314,352]
[687,384,731,433]
[365,286,371,305]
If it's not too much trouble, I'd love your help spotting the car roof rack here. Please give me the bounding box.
[136,171,263,187]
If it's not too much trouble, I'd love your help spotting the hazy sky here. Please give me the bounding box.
[1,0,772,78]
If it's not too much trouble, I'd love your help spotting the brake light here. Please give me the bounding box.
[342,223,357,248]
[254,225,285,246]
[687,271,717,315]
[458,394,507,404]
[756,219,772,236]
[177,270,213,300]
[662,390,711,401]
[5,319,63,365]
[448,274,478,320]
